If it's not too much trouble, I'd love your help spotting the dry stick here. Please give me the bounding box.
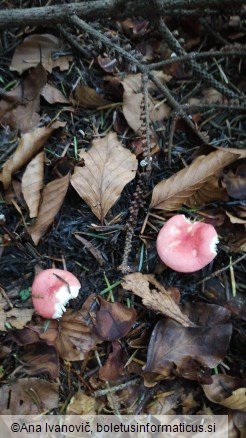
[195,253,246,286]
[149,48,246,71]
[156,16,242,101]
[0,0,244,28]
[70,15,209,145]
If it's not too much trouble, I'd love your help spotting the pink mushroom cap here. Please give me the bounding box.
[32,268,81,319]
[157,214,219,273]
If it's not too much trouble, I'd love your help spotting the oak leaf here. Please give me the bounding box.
[150,149,238,210]
[71,132,138,221]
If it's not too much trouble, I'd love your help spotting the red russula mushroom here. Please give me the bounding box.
[157,214,219,273]
[32,269,81,319]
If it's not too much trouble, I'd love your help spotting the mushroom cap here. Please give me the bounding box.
[157,214,218,273]
[32,268,81,319]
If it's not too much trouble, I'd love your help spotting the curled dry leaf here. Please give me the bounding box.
[29,173,70,245]
[202,375,246,412]
[10,34,72,73]
[74,85,110,108]
[0,378,58,414]
[0,64,47,132]
[34,296,101,362]
[17,342,59,379]
[95,296,137,341]
[0,121,65,189]
[150,149,238,210]
[222,162,246,200]
[22,151,44,218]
[185,175,228,208]
[71,132,138,222]
[99,341,127,381]
[122,273,194,327]
[145,303,232,382]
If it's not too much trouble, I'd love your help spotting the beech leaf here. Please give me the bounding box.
[10,34,70,73]
[0,121,65,189]
[150,149,238,210]
[74,85,110,108]
[203,375,246,412]
[29,173,70,245]
[71,132,138,221]
[122,273,194,327]
[95,297,137,341]
[22,151,44,218]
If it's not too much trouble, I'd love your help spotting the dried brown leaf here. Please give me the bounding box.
[66,392,98,415]
[0,288,33,331]
[74,85,110,108]
[99,341,126,381]
[122,71,171,94]
[150,149,238,210]
[10,34,70,73]
[0,64,47,132]
[17,342,59,379]
[203,375,246,412]
[95,296,137,341]
[34,296,101,362]
[0,121,65,189]
[222,162,246,200]
[71,132,138,221]
[0,378,58,414]
[41,83,69,104]
[29,173,70,245]
[22,151,44,218]
[145,318,232,381]
[122,273,194,327]
[123,92,170,134]
[185,175,229,207]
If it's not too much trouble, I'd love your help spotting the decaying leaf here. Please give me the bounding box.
[99,341,127,381]
[150,149,238,210]
[0,378,59,414]
[122,71,170,134]
[0,287,33,331]
[95,296,137,341]
[10,34,72,73]
[29,173,70,245]
[185,175,229,207]
[145,303,232,382]
[71,132,138,221]
[0,64,47,132]
[0,121,65,189]
[123,92,170,134]
[34,296,100,362]
[74,84,110,108]
[222,161,246,200]
[41,83,69,104]
[66,391,99,415]
[203,375,246,412]
[16,342,59,379]
[22,151,44,218]
[122,273,194,327]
